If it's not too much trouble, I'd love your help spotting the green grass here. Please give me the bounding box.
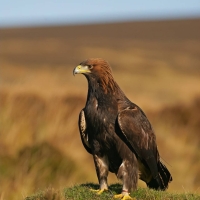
[25,183,200,200]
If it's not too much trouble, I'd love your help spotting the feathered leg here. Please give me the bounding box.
[91,154,109,194]
[114,158,138,200]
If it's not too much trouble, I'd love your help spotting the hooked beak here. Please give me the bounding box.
[73,65,91,76]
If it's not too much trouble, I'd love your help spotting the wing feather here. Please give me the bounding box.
[78,109,92,154]
[117,106,159,179]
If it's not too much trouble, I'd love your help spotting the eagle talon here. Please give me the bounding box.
[114,193,135,200]
[90,188,108,195]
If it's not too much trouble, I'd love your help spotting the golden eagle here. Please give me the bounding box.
[73,58,172,199]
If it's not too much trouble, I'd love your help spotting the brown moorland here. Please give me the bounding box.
[0,18,200,199]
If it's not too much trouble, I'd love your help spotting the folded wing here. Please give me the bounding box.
[117,106,172,190]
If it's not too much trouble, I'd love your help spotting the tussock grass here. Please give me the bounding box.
[1,91,200,199]
[25,184,200,200]
[25,187,64,200]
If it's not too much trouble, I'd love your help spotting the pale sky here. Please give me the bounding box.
[0,0,200,27]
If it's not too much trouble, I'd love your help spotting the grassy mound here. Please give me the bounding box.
[25,183,200,200]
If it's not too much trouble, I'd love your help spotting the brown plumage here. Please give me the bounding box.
[73,58,172,198]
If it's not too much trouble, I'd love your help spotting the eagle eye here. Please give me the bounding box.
[88,65,93,69]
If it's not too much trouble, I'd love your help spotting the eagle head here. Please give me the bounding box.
[73,58,116,93]
[73,58,112,76]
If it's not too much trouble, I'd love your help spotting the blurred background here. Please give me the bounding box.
[0,0,200,199]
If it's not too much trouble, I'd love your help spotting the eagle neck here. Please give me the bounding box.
[85,75,127,106]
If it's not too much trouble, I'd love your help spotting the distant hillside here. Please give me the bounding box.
[1,18,200,66]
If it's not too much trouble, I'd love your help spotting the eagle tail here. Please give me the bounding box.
[147,161,172,190]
